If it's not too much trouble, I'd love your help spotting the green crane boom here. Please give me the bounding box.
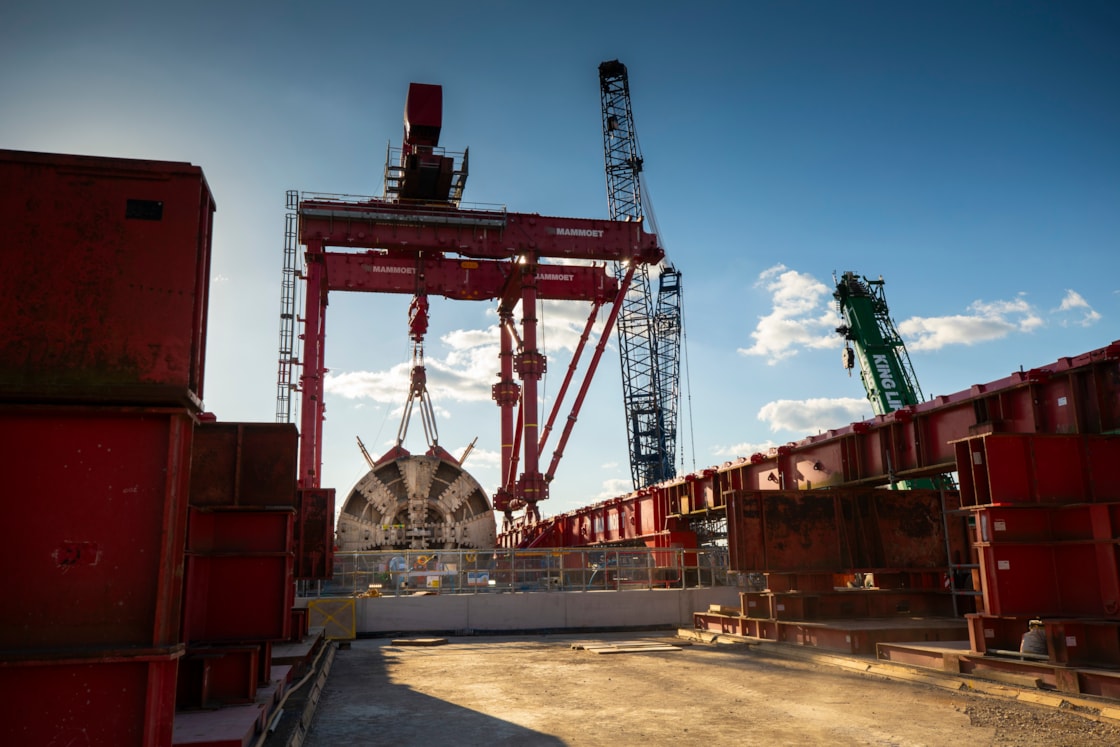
[833,271,950,490]
[834,272,924,414]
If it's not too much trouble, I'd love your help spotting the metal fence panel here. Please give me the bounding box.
[301,548,729,597]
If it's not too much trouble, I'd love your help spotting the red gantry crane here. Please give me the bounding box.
[278,83,665,532]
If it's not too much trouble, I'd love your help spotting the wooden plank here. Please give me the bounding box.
[709,604,741,615]
[591,645,681,654]
[572,639,687,654]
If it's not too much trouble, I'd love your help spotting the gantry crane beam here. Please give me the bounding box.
[318,252,617,302]
[295,197,663,518]
[298,200,662,264]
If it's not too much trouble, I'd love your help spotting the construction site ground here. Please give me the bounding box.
[271,631,1120,747]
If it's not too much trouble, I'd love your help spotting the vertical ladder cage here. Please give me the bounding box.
[276,189,303,423]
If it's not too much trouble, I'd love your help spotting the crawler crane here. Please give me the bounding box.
[833,271,951,490]
[599,59,684,490]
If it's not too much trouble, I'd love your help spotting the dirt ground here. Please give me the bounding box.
[301,633,1120,747]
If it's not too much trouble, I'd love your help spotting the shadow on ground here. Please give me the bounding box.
[303,641,564,747]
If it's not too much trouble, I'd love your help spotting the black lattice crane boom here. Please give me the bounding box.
[599,59,683,489]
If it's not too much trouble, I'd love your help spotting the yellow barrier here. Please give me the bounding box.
[308,598,356,640]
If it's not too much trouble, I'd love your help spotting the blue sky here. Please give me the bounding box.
[4,1,1118,523]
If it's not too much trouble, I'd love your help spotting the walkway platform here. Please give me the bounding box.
[172,630,326,747]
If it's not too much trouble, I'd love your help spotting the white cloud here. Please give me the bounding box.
[1054,289,1101,327]
[712,440,779,459]
[443,327,499,350]
[459,446,499,469]
[738,264,842,364]
[1058,290,1089,311]
[897,315,1018,350]
[536,299,611,353]
[757,397,872,435]
[429,350,501,402]
[593,477,634,501]
[325,364,411,403]
[972,298,1044,332]
[325,298,611,405]
[898,294,1042,351]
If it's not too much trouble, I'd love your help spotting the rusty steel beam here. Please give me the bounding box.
[500,489,693,549]
[723,340,1120,493]
[725,488,967,575]
[692,612,967,656]
[657,340,1120,517]
[501,339,1120,547]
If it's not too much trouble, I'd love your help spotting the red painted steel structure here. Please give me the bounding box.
[503,489,696,550]
[955,432,1120,508]
[501,339,1120,547]
[1,150,330,742]
[0,149,215,411]
[694,614,967,657]
[295,487,335,580]
[878,637,1120,699]
[956,434,1120,620]
[294,86,664,522]
[182,551,294,642]
[0,646,183,747]
[953,430,1120,667]
[726,488,962,574]
[189,420,333,580]
[0,149,218,746]
[181,422,300,708]
[681,343,1120,679]
[188,422,298,508]
[2,407,196,650]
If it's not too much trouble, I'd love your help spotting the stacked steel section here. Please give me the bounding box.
[503,337,1120,681]
[178,422,299,709]
[0,150,213,408]
[686,342,1120,684]
[719,487,970,655]
[0,150,215,746]
[0,149,325,743]
[506,341,1120,548]
[958,432,1120,667]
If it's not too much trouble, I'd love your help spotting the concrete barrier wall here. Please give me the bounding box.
[302,587,741,636]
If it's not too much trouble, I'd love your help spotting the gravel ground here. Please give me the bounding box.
[963,699,1120,746]
[297,634,1120,746]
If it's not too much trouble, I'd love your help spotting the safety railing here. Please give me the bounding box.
[292,189,506,215]
[299,547,730,597]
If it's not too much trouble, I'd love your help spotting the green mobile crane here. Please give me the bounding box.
[833,271,951,490]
